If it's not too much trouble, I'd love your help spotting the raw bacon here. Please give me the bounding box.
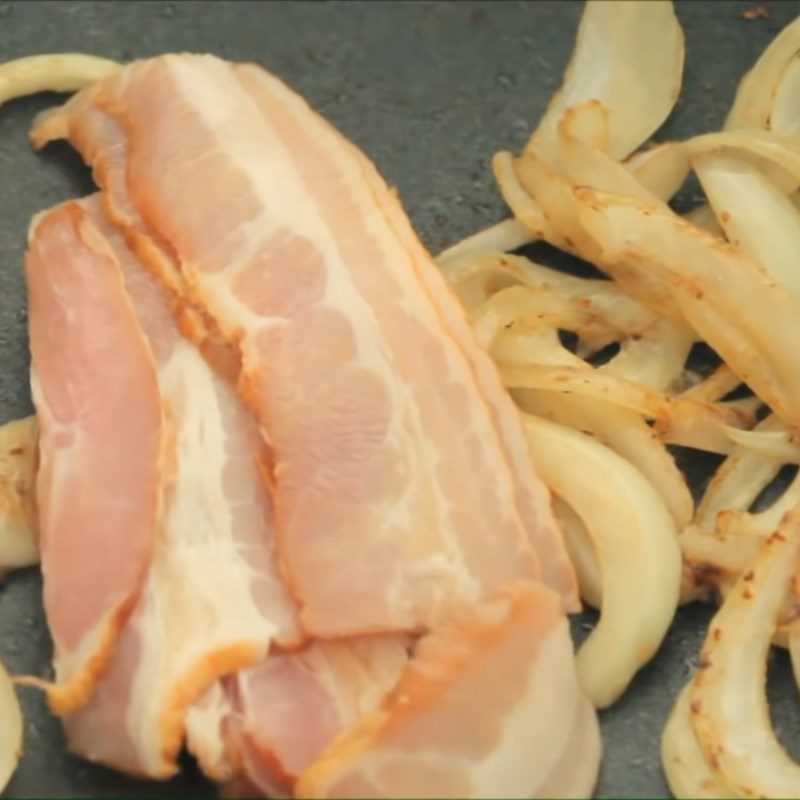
[21,53,598,799]
[30,197,299,776]
[26,201,162,714]
[32,54,578,638]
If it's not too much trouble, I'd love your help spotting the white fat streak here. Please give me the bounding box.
[237,67,532,586]
[164,58,472,597]
[125,342,276,775]
[184,682,235,781]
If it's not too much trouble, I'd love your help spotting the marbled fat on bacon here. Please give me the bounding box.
[32,54,577,639]
[25,200,162,714]
[29,196,299,777]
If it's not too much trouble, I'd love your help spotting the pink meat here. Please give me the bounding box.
[26,201,162,713]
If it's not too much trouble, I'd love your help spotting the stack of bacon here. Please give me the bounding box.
[24,54,600,799]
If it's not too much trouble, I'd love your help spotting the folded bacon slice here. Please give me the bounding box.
[297,581,601,799]
[29,196,301,777]
[25,201,162,714]
[32,54,578,637]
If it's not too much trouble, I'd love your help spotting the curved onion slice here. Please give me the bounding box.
[0,417,39,577]
[661,684,734,800]
[690,506,800,798]
[694,150,800,295]
[436,218,533,266]
[527,0,684,161]
[720,423,800,463]
[770,54,800,135]
[501,361,747,437]
[0,659,23,793]
[516,389,693,528]
[0,54,120,108]
[556,119,667,207]
[492,151,570,246]
[695,416,785,531]
[687,129,800,195]
[552,496,602,609]
[680,523,764,586]
[625,142,691,203]
[683,203,725,238]
[681,365,742,403]
[575,188,800,430]
[598,317,694,392]
[512,148,599,258]
[725,15,800,131]
[470,285,618,354]
[521,414,681,707]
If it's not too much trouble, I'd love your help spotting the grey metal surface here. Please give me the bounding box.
[1,1,799,797]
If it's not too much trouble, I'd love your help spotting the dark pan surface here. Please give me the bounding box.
[1,2,800,797]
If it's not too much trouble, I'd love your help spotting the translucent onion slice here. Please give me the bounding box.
[690,506,800,798]
[436,218,533,265]
[720,423,800,463]
[694,150,800,295]
[0,54,120,108]
[687,129,800,195]
[725,15,800,131]
[527,0,684,160]
[493,151,572,247]
[522,414,681,708]
[0,659,22,793]
[625,142,691,203]
[552,496,602,610]
[575,189,800,430]
[501,361,748,436]
[680,523,764,587]
[515,389,693,528]
[470,285,618,355]
[661,684,734,800]
[0,417,39,577]
[770,54,800,135]
[695,416,785,531]
[598,317,694,392]
[680,365,744,403]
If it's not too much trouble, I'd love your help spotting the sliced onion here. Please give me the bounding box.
[680,365,741,403]
[516,390,693,528]
[598,317,694,392]
[552,496,602,609]
[694,150,800,296]
[625,142,691,203]
[695,416,786,531]
[0,417,39,577]
[522,414,681,708]
[687,129,800,195]
[0,54,119,108]
[691,506,800,798]
[575,188,800,431]
[725,15,800,131]
[493,150,571,247]
[661,683,734,800]
[0,659,22,792]
[680,523,764,586]
[470,285,618,355]
[770,54,800,135]
[720,423,800,464]
[527,0,684,160]
[556,117,667,207]
[436,218,533,265]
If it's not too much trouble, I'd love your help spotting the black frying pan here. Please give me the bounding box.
[1,2,799,797]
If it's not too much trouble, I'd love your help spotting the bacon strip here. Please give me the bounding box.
[32,55,577,639]
[31,197,299,776]
[26,201,162,713]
